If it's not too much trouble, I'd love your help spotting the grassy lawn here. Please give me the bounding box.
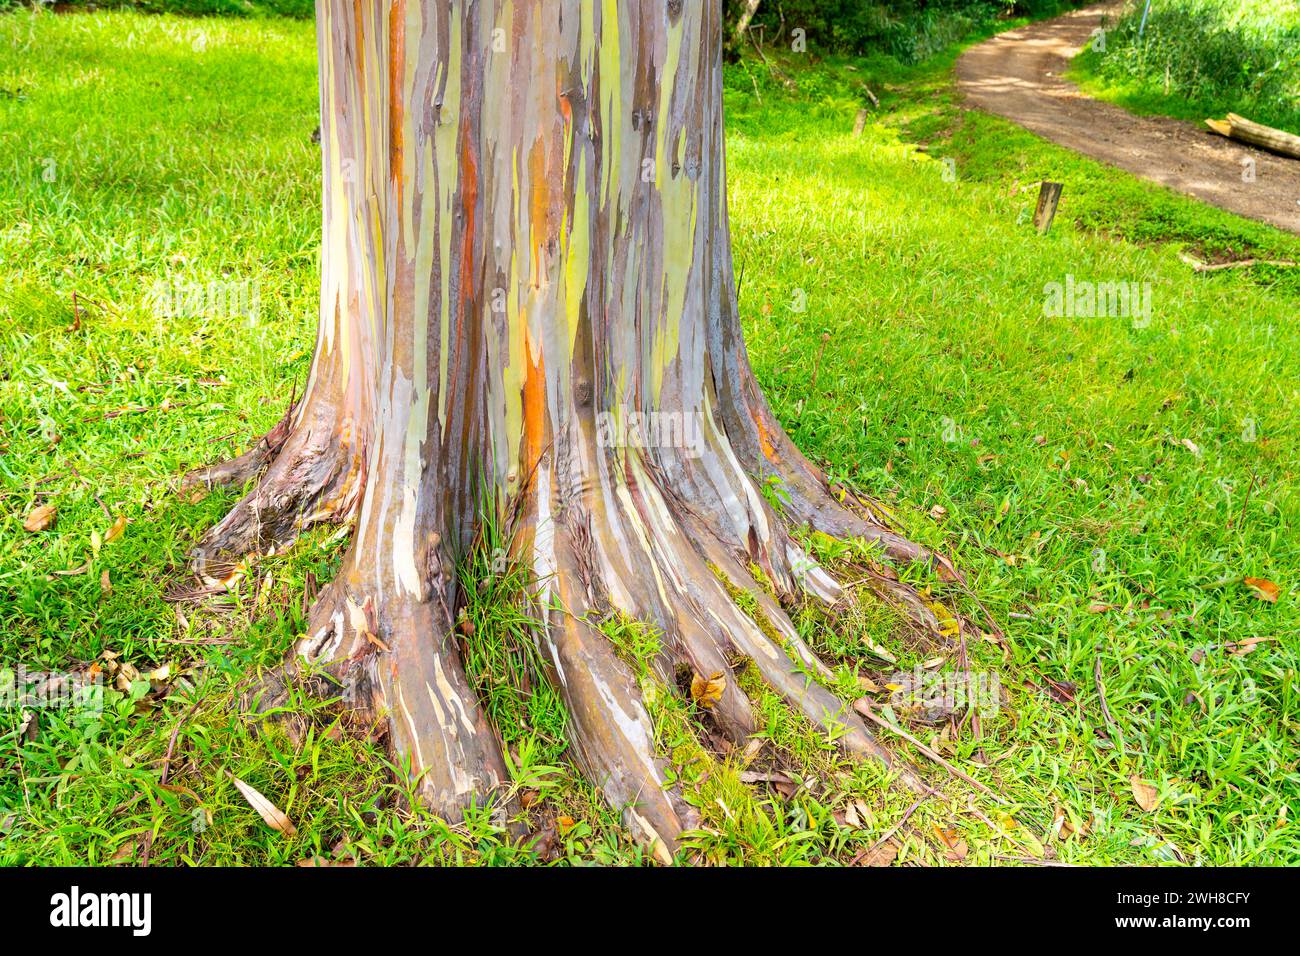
[2,8,1296,866]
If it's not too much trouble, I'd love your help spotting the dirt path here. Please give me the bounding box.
[955,3,1300,234]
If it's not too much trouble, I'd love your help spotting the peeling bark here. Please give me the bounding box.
[192,0,945,852]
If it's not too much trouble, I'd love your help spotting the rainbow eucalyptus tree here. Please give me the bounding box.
[188,0,945,858]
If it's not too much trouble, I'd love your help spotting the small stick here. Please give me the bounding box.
[993,855,1080,867]
[810,333,830,388]
[850,788,935,866]
[1093,656,1126,754]
[1234,468,1258,528]
[853,699,1008,804]
[1178,251,1296,272]
[160,697,205,787]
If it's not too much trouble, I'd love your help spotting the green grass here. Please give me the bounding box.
[1071,0,1300,136]
[1,0,313,18]
[2,8,1297,865]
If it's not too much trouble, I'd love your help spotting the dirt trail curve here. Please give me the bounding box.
[956,3,1300,234]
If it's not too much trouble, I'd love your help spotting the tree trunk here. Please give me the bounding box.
[733,0,763,44]
[190,0,945,857]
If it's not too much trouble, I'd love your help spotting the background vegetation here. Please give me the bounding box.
[1073,0,1300,134]
[725,0,1084,62]
[0,0,311,18]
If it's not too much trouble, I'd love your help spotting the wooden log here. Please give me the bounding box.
[852,109,868,137]
[1033,181,1064,234]
[1204,113,1300,160]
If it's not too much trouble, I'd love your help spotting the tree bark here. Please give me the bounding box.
[191,0,945,857]
[733,0,763,44]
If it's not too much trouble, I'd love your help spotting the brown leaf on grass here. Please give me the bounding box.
[690,671,726,709]
[1060,814,1087,840]
[1243,577,1279,603]
[1226,636,1277,657]
[858,839,899,867]
[230,774,297,836]
[738,770,794,786]
[980,630,1011,662]
[105,514,128,542]
[297,856,354,867]
[857,674,883,693]
[932,824,968,861]
[1087,602,1117,614]
[23,504,56,532]
[1030,676,1076,704]
[100,569,112,593]
[1130,776,1160,813]
[108,839,141,865]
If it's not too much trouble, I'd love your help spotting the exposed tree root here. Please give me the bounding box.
[181,400,297,495]
[195,410,953,851]
[185,397,364,590]
[292,572,514,824]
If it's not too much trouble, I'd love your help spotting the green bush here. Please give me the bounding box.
[1079,0,1300,133]
[725,0,1084,63]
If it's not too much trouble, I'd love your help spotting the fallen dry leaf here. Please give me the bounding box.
[1226,635,1277,657]
[23,504,56,532]
[105,515,127,543]
[230,774,297,836]
[857,674,883,693]
[100,569,112,593]
[690,671,726,709]
[857,840,899,867]
[844,802,861,828]
[1130,775,1160,813]
[1087,602,1117,614]
[1243,577,1279,603]
[933,823,968,861]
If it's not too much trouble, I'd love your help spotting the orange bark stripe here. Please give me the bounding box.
[459,121,478,309]
[388,0,406,201]
[522,322,547,478]
[755,412,779,463]
[528,137,550,287]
